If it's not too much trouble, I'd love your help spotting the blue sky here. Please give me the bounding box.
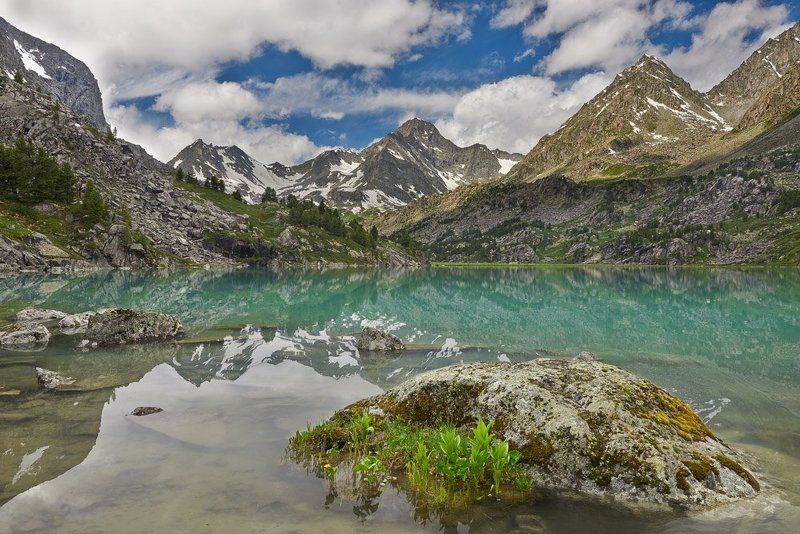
[3,0,798,163]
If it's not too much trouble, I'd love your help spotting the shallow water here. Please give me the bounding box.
[0,267,799,533]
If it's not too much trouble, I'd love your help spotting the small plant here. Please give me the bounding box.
[353,455,385,485]
[468,418,492,484]
[435,427,467,482]
[489,440,521,494]
[323,463,338,481]
[406,442,430,490]
[349,409,376,447]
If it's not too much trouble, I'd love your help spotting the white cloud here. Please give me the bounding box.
[109,102,324,166]
[2,0,468,101]
[664,0,790,90]
[153,82,262,123]
[253,73,462,121]
[435,72,612,153]
[491,0,692,74]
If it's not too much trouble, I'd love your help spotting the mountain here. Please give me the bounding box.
[0,78,418,272]
[0,16,106,128]
[507,55,729,181]
[375,33,800,266]
[736,62,800,131]
[171,118,522,211]
[708,23,800,124]
[167,140,294,203]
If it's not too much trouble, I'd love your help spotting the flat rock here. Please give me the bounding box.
[0,323,50,348]
[356,326,405,353]
[346,360,761,509]
[15,308,67,325]
[82,308,184,346]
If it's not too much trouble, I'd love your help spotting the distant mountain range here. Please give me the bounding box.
[0,16,107,129]
[169,118,522,210]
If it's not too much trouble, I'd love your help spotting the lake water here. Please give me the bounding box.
[0,267,799,533]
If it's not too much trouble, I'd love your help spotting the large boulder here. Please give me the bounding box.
[82,308,184,346]
[356,326,405,353]
[0,323,50,348]
[344,360,760,509]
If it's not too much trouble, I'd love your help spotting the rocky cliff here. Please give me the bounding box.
[0,17,106,129]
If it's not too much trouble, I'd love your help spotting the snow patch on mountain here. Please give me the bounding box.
[13,40,51,79]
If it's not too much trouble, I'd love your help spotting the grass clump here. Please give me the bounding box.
[287,409,532,513]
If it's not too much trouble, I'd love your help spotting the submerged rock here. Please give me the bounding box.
[131,406,163,416]
[356,326,405,353]
[341,360,760,509]
[36,367,76,390]
[82,308,184,346]
[0,323,51,348]
[574,351,597,361]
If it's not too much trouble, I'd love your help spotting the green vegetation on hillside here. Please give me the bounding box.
[0,138,76,204]
[173,178,398,264]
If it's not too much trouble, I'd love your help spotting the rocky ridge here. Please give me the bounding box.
[0,77,248,271]
[0,16,106,128]
[708,23,800,124]
[168,139,294,204]
[376,145,800,265]
[507,55,729,181]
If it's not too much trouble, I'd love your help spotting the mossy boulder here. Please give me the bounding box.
[81,308,184,347]
[337,360,761,509]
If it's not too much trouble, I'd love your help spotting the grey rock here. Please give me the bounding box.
[82,308,184,347]
[16,308,67,324]
[574,351,598,361]
[58,311,96,334]
[350,360,761,508]
[278,227,300,250]
[36,367,76,390]
[0,323,50,348]
[356,326,405,353]
[0,16,107,128]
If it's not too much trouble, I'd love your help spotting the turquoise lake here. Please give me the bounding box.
[0,267,799,533]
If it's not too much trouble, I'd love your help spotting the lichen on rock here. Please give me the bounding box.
[294,359,761,510]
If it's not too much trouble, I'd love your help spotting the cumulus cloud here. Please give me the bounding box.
[109,91,323,166]
[252,73,462,121]
[664,0,790,90]
[153,82,262,123]
[435,72,612,153]
[492,0,692,74]
[2,0,469,101]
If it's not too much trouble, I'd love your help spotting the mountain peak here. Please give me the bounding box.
[395,117,438,137]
